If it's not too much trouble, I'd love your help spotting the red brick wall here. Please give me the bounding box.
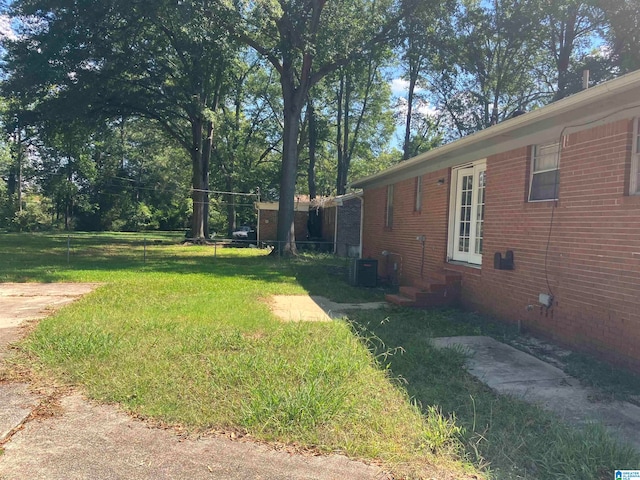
[258,209,309,242]
[362,171,450,284]
[362,118,640,371]
[259,210,278,241]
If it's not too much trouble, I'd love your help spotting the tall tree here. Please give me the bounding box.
[431,0,551,138]
[333,53,394,195]
[539,0,606,100]
[399,0,455,160]
[601,0,640,72]
[212,54,283,235]
[2,0,236,240]
[217,0,416,254]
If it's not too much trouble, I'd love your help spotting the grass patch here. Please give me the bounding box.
[561,352,640,404]
[4,232,637,478]
[347,308,640,479]
[0,233,474,479]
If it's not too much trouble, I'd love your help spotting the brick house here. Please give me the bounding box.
[319,193,363,257]
[255,199,310,243]
[351,70,640,371]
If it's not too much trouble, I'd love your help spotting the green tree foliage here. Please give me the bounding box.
[212,54,283,235]
[537,0,607,100]
[216,0,418,253]
[398,0,454,160]
[2,0,237,239]
[332,55,395,195]
[298,51,396,198]
[601,0,640,72]
[0,0,637,237]
[431,0,552,138]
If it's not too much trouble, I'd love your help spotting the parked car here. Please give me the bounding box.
[231,226,257,246]
[232,225,254,239]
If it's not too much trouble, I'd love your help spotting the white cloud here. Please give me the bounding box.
[390,77,427,97]
[394,96,438,119]
[390,78,410,95]
[415,99,438,117]
[0,15,17,41]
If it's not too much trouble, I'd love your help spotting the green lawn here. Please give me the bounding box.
[347,308,640,479]
[1,232,638,479]
[0,233,473,479]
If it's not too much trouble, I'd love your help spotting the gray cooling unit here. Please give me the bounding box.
[349,259,378,287]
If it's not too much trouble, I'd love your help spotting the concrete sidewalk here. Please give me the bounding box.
[432,336,640,451]
[268,295,385,322]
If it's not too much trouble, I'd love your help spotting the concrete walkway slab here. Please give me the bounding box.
[310,296,386,319]
[0,394,387,480]
[269,295,385,322]
[432,336,640,451]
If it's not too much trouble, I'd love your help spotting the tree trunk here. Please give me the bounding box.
[307,99,317,200]
[201,120,212,237]
[275,81,302,256]
[336,72,345,195]
[337,77,351,196]
[553,9,577,101]
[225,176,236,236]
[403,64,418,161]
[190,118,208,240]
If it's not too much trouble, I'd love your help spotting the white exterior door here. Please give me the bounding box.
[450,162,486,265]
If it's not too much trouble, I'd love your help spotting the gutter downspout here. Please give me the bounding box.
[357,195,364,258]
[256,205,261,245]
[333,205,338,254]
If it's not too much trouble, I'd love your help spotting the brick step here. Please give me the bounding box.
[412,272,462,290]
[398,285,444,300]
[385,289,458,308]
[399,283,448,297]
[431,270,463,285]
[385,293,416,307]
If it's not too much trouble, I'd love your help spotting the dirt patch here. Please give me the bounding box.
[268,295,386,322]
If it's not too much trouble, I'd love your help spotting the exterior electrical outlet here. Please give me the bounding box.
[539,293,553,308]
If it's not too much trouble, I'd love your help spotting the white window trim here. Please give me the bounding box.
[529,141,561,202]
[630,118,640,195]
[447,160,486,266]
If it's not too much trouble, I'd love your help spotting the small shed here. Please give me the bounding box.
[255,197,310,244]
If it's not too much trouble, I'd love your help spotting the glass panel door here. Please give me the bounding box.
[451,163,486,264]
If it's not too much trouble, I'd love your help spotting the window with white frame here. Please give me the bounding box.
[529,141,560,201]
[415,175,422,212]
[630,118,640,195]
[385,184,394,228]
